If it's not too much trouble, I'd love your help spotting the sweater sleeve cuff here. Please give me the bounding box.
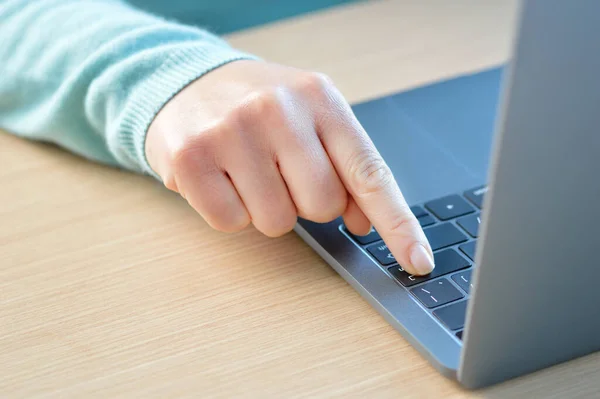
[117,44,259,179]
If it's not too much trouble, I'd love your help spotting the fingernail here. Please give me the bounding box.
[410,243,435,275]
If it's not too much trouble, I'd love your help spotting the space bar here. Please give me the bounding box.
[423,223,468,251]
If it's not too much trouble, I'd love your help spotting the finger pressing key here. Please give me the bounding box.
[314,90,435,276]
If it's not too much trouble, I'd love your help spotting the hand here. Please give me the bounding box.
[145,60,434,275]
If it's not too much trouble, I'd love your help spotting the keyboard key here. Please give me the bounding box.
[423,223,468,251]
[410,206,428,218]
[464,186,487,209]
[457,214,481,237]
[433,300,468,330]
[456,330,463,340]
[347,227,381,245]
[425,195,475,221]
[451,270,473,293]
[418,214,436,227]
[366,241,396,265]
[459,241,476,261]
[388,249,471,287]
[410,279,463,308]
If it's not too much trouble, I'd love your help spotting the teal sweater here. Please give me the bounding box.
[0,0,272,176]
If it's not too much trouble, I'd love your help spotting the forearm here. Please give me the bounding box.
[0,0,256,175]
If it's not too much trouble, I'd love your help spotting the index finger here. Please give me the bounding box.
[316,93,435,276]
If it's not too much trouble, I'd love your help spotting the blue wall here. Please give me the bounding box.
[129,0,362,34]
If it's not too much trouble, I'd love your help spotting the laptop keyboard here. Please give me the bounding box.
[343,185,487,341]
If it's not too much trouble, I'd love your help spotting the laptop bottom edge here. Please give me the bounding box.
[293,221,460,383]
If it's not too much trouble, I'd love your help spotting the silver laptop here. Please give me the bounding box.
[294,0,600,389]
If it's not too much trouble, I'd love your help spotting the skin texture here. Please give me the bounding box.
[146,60,434,275]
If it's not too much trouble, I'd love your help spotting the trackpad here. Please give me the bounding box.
[351,67,504,204]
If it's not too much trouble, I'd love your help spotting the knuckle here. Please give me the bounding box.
[330,192,349,217]
[233,90,284,126]
[302,190,347,223]
[199,190,251,234]
[388,211,419,236]
[209,213,251,234]
[347,151,393,197]
[297,72,334,97]
[165,128,222,195]
[169,130,219,175]
[170,145,198,175]
[259,212,298,238]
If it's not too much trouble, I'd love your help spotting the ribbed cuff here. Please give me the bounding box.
[118,44,259,179]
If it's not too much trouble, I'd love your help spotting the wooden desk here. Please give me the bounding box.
[2,0,600,397]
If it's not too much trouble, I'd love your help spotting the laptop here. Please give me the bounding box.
[294,0,600,389]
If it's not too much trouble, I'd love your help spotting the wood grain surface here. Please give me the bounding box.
[2,0,600,397]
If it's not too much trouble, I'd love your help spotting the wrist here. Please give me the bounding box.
[118,44,259,178]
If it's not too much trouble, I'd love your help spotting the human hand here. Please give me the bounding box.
[145,60,434,275]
